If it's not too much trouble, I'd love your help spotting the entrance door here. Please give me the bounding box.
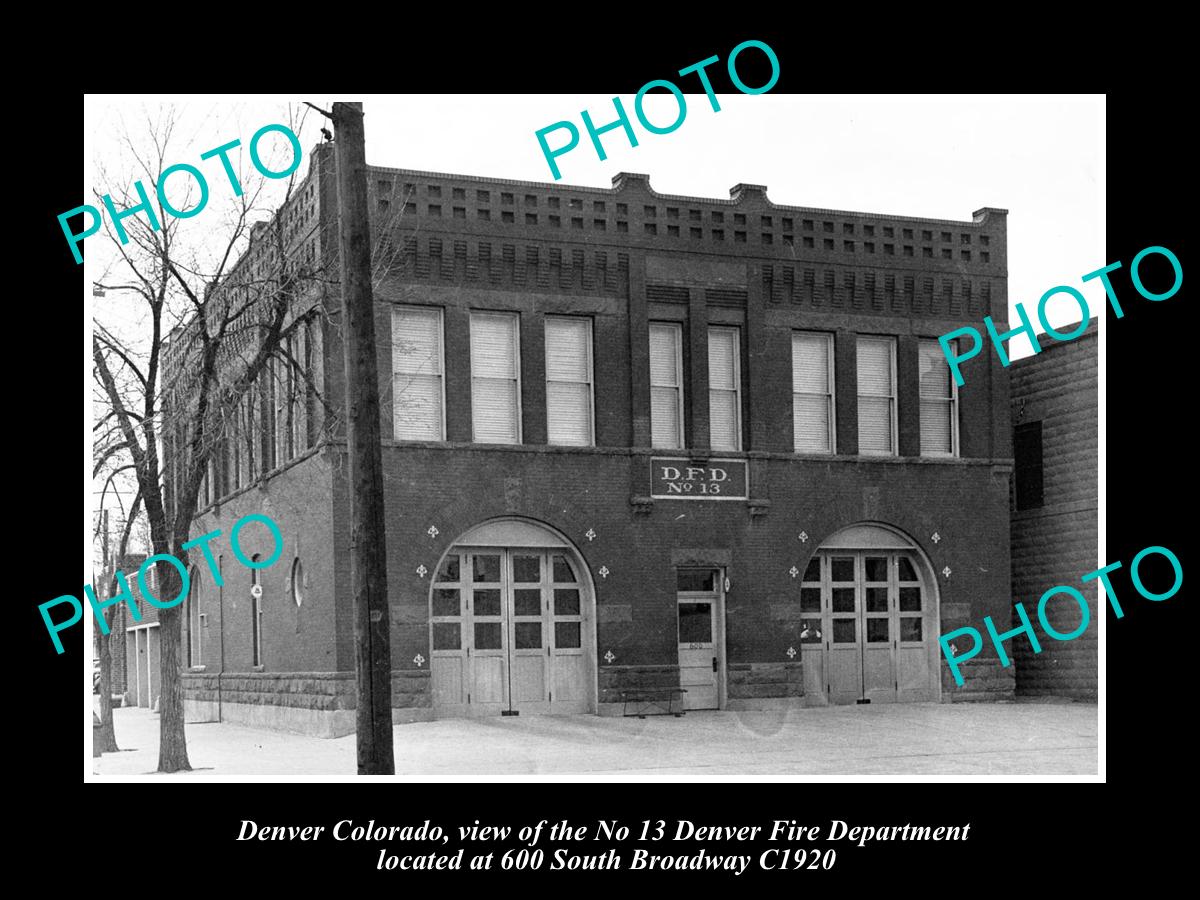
[676,568,724,711]
[798,551,934,705]
[430,547,591,716]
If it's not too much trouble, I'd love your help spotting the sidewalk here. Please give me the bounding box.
[93,700,1097,779]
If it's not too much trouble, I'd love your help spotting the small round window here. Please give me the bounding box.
[291,559,304,607]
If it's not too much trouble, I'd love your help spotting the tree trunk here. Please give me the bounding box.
[333,101,395,775]
[95,605,119,754]
[156,552,191,773]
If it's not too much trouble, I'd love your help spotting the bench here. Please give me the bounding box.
[621,688,686,718]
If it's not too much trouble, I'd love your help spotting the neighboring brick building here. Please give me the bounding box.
[113,552,160,709]
[166,142,1019,736]
[1009,319,1098,699]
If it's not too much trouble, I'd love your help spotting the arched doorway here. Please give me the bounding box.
[428,518,596,718]
[799,523,941,705]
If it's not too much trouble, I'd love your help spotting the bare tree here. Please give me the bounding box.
[91,102,427,773]
[91,103,323,772]
[92,489,142,753]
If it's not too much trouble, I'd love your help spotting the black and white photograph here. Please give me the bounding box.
[76,88,1116,785]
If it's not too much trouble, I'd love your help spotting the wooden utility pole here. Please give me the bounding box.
[332,101,395,774]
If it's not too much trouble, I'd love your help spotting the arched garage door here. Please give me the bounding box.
[428,518,596,718]
[799,523,941,705]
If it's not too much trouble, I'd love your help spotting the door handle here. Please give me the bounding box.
[712,657,718,672]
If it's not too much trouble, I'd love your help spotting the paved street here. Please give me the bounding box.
[93,700,1097,778]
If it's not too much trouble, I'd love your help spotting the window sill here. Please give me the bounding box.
[370,439,1008,467]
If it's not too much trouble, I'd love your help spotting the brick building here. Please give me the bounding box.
[112,553,159,709]
[166,142,1019,736]
[1009,319,1098,699]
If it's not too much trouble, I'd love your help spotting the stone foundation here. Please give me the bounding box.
[727,662,804,703]
[598,664,679,716]
[182,669,433,738]
[942,657,1017,702]
[596,662,806,714]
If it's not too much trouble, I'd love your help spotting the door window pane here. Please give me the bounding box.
[677,569,716,592]
[901,618,923,642]
[473,554,501,582]
[555,621,581,648]
[432,623,461,650]
[867,618,889,642]
[514,589,541,617]
[554,589,580,616]
[832,619,856,643]
[897,557,918,582]
[866,587,888,613]
[832,588,855,613]
[515,622,542,649]
[800,588,821,612]
[512,554,541,583]
[864,557,888,582]
[800,618,822,643]
[831,557,855,582]
[432,589,459,617]
[802,557,820,582]
[473,589,501,617]
[899,587,922,611]
[552,554,577,582]
[678,602,713,643]
[436,554,460,582]
[474,622,502,649]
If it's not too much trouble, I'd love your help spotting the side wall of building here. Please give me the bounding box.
[1010,323,1098,699]
[180,451,345,735]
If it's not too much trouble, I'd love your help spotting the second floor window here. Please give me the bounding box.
[545,316,594,446]
[919,339,958,456]
[270,323,311,465]
[393,306,445,440]
[857,336,897,456]
[649,322,684,449]
[471,311,522,444]
[708,326,741,451]
[792,331,835,454]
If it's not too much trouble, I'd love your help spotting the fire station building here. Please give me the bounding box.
[173,144,1018,736]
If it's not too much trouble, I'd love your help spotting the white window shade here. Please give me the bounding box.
[857,337,896,455]
[393,307,444,440]
[919,339,957,456]
[708,327,740,451]
[471,312,521,443]
[545,317,593,446]
[792,334,830,394]
[792,332,834,453]
[649,323,683,448]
